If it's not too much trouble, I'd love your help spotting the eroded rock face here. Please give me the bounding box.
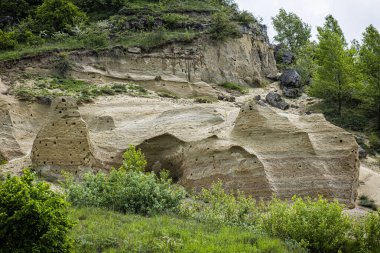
[31,97,96,171]
[0,93,359,206]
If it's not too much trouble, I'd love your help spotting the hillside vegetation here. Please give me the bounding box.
[1,146,380,253]
[0,0,260,61]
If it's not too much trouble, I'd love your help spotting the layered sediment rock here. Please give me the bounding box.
[31,97,96,174]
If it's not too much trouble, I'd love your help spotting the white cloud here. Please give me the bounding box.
[235,0,380,43]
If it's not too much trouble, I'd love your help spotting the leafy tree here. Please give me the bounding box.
[359,25,380,133]
[0,0,42,22]
[35,0,87,33]
[272,8,311,53]
[0,170,73,253]
[309,15,356,116]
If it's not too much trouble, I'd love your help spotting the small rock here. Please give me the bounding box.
[127,47,142,54]
[283,87,301,98]
[257,100,267,107]
[254,95,261,101]
[265,92,289,110]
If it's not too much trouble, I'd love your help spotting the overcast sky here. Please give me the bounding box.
[235,0,380,43]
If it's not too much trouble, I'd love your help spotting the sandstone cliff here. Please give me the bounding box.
[0,32,359,206]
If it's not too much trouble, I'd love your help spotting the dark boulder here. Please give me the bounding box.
[280,69,301,88]
[280,69,302,98]
[265,92,289,110]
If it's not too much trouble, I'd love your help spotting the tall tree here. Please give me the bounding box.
[360,25,380,133]
[309,15,355,117]
[272,8,311,53]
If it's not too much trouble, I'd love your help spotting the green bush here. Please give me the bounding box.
[0,170,73,252]
[163,13,190,29]
[234,10,256,25]
[209,10,241,41]
[358,211,380,252]
[220,82,248,94]
[64,145,185,215]
[180,181,259,227]
[259,195,351,252]
[36,0,87,33]
[0,30,17,50]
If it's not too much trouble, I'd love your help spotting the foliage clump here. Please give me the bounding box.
[35,0,87,33]
[64,145,185,215]
[0,170,73,253]
[209,10,241,41]
[220,82,248,94]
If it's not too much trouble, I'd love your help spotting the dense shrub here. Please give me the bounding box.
[0,170,73,253]
[64,145,185,215]
[180,181,259,227]
[234,10,256,25]
[0,30,17,50]
[369,133,380,153]
[259,196,351,252]
[209,10,241,41]
[36,0,87,33]
[357,211,380,252]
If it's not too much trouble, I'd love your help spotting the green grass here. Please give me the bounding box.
[220,82,248,94]
[69,207,292,253]
[12,78,148,103]
[0,31,198,62]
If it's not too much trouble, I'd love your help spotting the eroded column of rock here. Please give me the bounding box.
[0,100,24,160]
[231,103,359,206]
[31,97,95,172]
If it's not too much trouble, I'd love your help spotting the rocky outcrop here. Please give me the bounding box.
[31,97,97,175]
[137,102,359,206]
[0,93,359,206]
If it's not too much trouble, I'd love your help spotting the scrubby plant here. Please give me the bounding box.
[0,169,73,253]
[194,96,216,103]
[220,82,248,94]
[180,181,259,227]
[64,145,186,215]
[358,210,380,252]
[259,195,351,252]
[234,10,256,25]
[0,30,17,50]
[163,13,190,29]
[209,9,241,41]
[54,53,71,76]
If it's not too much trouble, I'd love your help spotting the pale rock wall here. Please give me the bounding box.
[69,34,276,92]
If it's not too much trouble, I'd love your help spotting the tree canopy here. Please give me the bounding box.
[309,15,356,116]
[272,8,311,53]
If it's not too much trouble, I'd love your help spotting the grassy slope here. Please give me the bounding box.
[69,207,291,253]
